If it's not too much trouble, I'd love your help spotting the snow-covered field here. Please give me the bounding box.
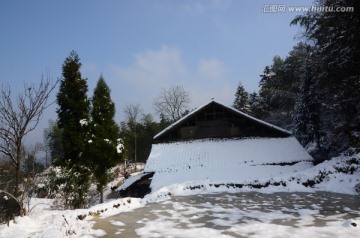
[1,151,359,237]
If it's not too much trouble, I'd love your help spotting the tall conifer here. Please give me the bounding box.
[56,51,90,208]
[89,75,122,203]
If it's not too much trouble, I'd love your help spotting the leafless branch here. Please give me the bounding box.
[0,75,59,195]
[153,85,190,121]
[123,104,143,124]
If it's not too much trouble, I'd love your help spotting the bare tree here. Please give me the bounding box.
[123,104,143,124]
[0,76,58,197]
[123,104,142,162]
[153,85,190,122]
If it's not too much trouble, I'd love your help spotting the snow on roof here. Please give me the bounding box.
[116,172,151,192]
[145,137,312,173]
[154,100,291,140]
[144,137,313,191]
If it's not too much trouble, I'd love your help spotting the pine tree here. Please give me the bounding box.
[259,56,296,112]
[259,64,278,113]
[291,0,360,153]
[56,51,90,209]
[294,60,321,148]
[248,92,267,119]
[233,82,250,113]
[89,75,122,203]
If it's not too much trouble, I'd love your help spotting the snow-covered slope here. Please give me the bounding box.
[145,137,313,191]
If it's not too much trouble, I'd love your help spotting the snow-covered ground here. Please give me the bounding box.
[95,192,360,238]
[1,151,359,237]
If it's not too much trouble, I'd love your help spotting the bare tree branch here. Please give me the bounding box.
[123,104,142,124]
[0,75,59,196]
[153,85,190,122]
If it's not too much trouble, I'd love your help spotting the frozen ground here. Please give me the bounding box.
[0,151,359,237]
[94,192,360,238]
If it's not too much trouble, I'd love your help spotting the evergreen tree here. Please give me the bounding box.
[256,44,314,130]
[233,82,250,113]
[259,58,282,108]
[248,92,267,119]
[294,60,321,148]
[56,51,90,209]
[89,75,122,203]
[259,56,297,112]
[292,0,360,153]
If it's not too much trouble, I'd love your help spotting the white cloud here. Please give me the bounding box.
[197,58,225,81]
[109,45,234,119]
[111,45,188,86]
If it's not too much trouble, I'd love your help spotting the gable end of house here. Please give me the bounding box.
[154,100,291,143]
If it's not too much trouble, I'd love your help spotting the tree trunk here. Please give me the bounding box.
[100,187,104,204]
[14,163,20,197]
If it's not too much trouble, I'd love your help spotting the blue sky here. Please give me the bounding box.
[0,0,313,144]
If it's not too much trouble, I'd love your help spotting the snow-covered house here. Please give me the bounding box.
[117,100,313,196]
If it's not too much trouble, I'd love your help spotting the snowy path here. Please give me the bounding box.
[93,192,360,238]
